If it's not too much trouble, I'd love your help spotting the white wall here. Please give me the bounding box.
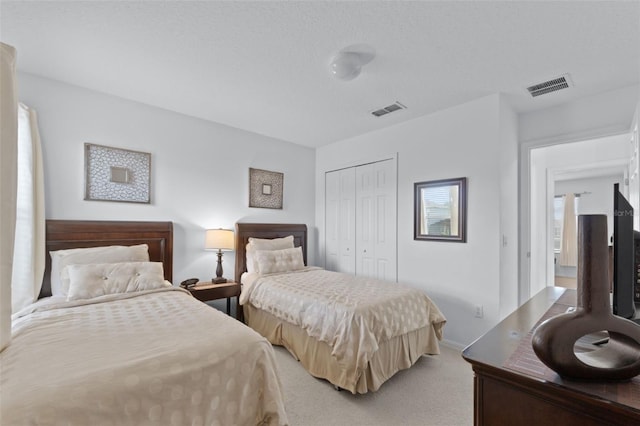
[498,97,520,319]
[316,94,519,347]
[17,73,316,309]
[519,85,639,145]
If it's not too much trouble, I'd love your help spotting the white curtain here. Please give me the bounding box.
[11,103,46,313]
[0,43,18,352]
[559,193,578,267]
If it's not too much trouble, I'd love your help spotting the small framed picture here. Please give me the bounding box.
[249,168,283,209]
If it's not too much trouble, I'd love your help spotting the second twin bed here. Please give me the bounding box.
[234,222,446,394]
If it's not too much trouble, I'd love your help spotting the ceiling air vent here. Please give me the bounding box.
[371,101,406,117]
[526,74,573,97]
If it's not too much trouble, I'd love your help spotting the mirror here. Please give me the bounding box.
[414,177,467,242]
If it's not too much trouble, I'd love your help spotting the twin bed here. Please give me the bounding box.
[1,220,287,426]
[1,220,446,424]
[234,223,446,394]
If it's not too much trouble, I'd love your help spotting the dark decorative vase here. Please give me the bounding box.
[532,214,640,380]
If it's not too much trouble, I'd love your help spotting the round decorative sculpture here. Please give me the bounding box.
[532,214,640,380]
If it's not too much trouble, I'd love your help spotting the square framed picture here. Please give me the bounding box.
[249,168,283,209]
[84,143,151,204]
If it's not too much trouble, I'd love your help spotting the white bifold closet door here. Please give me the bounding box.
[325,158,397,281]
[325,167,356,274]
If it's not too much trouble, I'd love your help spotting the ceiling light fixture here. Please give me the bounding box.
[329,44,375,81]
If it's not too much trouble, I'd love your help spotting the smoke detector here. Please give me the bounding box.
[526,73,573,97]
[371,101,407,117]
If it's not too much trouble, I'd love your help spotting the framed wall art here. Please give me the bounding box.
[414,177,467,242]
[249,167,283,209]
[84,143,151,204]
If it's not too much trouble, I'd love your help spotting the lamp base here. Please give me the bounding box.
[212,249,227,284]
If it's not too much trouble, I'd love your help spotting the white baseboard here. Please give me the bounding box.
[439,339,466,352]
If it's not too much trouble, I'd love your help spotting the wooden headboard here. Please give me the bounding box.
[234,223,307,284]
[40,220,173,298]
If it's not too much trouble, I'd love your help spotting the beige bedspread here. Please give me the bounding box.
[1,287,287,426]
[240,268,446,373]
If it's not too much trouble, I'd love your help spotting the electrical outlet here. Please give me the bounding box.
[474,304,484,318]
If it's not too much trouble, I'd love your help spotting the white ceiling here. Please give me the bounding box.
[1,1,639,148]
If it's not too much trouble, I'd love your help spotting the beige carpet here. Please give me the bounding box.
[272,344,474,426]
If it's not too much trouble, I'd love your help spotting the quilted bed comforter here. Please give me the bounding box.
[1,287,288,426]
[240,267,446,372]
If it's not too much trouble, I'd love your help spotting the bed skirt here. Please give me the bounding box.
[243,303,440,394]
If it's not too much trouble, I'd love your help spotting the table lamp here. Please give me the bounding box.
[205,228,235,283]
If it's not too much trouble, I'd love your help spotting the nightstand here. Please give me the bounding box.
[187,281,241,319]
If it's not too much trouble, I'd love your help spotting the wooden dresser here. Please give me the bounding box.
[462,287,640,425]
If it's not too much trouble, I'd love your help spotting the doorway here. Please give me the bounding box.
[521,133,631,302]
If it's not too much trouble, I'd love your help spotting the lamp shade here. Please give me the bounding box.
[205,229,235,251]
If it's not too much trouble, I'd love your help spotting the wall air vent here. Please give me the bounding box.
[526,74,573,97]
[371,101,406,117]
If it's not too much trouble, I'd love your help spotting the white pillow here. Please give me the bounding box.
[248,235,295,250]
[253,246,305,275]
[65,261,170,301]
[246,236,294,273]
[50,244,150,296]
[246,243,257,274]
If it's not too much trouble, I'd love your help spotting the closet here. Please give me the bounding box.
[325,158,397,281]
